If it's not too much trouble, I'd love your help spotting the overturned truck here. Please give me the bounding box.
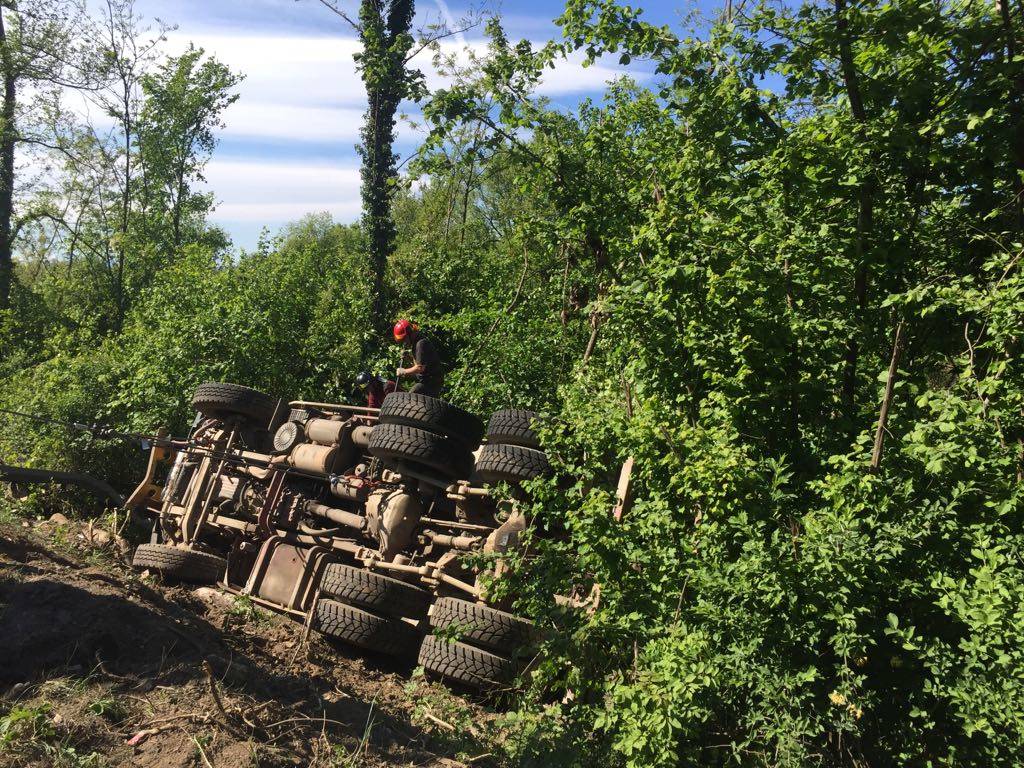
[125,382,551,690]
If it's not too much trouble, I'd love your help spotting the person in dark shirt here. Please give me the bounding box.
[392,319,443,396]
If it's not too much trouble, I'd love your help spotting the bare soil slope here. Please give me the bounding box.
[0,520,501,767]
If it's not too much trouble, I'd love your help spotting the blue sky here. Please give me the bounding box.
[138,0,693,249]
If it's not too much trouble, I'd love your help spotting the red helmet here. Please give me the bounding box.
[393,319,418,341]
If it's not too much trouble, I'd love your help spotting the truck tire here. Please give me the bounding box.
[369,422,472,479]
[315,599,421,656]
[192,382,276,425]
[131,544,225,584]
[320,564,432,620]
[430,598,535,656]
[474,443,550,484]
[418,634,515,690]
[486,409,541,449]
[379,393,484,448]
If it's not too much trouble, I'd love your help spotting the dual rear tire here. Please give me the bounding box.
[368,393,483,481]
[475,409,552,486]
[314,563,431,657]
[418,597,535,690]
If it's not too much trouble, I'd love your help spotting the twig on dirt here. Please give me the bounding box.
[290,589,320,666]
[202,660,250,739]
[115,506,133,538]
[263,714,354,732]
[236,707,267,737]
[94,652,131,681]
[129,712,209,731]
[126,718,204,747]
[192,735,215,768]
[423,711,456,731]
[203,660,232,724]
[265,724,300,745]
[202,660,272,739]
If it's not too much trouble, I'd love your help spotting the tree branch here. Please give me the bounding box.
[870,320,905,472]
[309,0,360,30]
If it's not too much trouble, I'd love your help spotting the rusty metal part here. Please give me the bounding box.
[219,584,308,619]
[482,510,527,587]
[257,469,287,537]
[273,421,305,453]
[241,537,333,611]
[123,429,173,511]
[304,500,365,531]
[352,546,482,598]
[186,427,240,543]
[350,425,373,448]
[365,488,423,561]
[484,510,526,555]
[445,481,493,500]
[329,474,369,502]
[304,418,347,445]
[419,517,496,532]
[177,455,212,544]
[422,530,482,550]
[379,459,451,491]
[162,453,194,506]
[288,443,343,474]
[288,400,380,415]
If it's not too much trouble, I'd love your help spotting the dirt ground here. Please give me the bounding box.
[0,515,505,767]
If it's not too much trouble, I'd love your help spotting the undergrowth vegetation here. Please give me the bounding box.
[1,0,1022,764]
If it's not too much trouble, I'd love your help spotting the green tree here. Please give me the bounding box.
[420,2,1024,764]
[137,46,240,252]
[0,0,97,309]
[312,0,420,337]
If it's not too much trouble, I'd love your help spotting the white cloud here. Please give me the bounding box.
[421,39,642,98]
[165,31,366,108]
[213,201,362,223]
[167,31,646,143]
[159,24,650,246]
[220,102,365,142]
[537,51,641,96]
[203,159,362,224]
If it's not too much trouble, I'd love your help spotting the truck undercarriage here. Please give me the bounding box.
[122,382,550,690]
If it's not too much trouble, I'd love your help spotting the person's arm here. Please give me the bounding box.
[393,342,421,378]
[398,338,433,377]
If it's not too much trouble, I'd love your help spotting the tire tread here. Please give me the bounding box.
[486,409,541,449]
[320,563,432,619]
[474,443,550,484]
[418,634,515,689]
[430,597,534,655]
[315,599,420,656]
[131,544,225,584]
[369,422,471,478]
[379,392,484,447]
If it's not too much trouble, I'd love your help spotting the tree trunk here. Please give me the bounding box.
[835,0,873,427]
[999,0,1024,229]
[116,87,131,328]
[358,0,415,338]
[173,170,185,249]
[0,10,16,311]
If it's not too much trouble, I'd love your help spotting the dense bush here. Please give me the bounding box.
[0,215,371,484]
[417,1,1024,764]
